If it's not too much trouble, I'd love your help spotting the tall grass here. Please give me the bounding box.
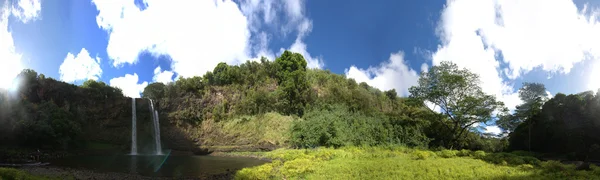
[234,147,600,180]
[202,112,294,148]
[0,168,57,180]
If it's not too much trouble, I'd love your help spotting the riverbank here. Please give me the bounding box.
[2,166,237,180]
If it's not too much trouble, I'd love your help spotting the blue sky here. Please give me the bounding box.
[3,0,600,133]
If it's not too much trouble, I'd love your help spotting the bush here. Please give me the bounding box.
[479,152,541,166]
[473,150,486,158]
[437,150,458,158]
[457,149,472,157]
[540,160,575,172]
[413,150,436,160]
[511,150,539,158]
[235,161,276,180]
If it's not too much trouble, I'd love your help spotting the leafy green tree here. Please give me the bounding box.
[212,62,240,85]
[409,61,505,148]
[497,82,547,151]
[385,89,398,101]
[275,50,311,116]
[498,83,548,132]
[142,82,166,99]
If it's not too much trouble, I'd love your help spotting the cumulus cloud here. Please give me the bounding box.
[92,0,250,78]
[10,0,41,23]
[0,0,41,89]
[287,37,324,69]
[109,73,148,98]
[59,48,102,83]
[420,63,428,73]
[153,66,174,84]
[484,125,502,135]
[93,0,323,79]
[345,51,419,96]
[434,0,600,110]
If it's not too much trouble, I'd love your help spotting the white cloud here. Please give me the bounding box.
[484,125,502,135]
[59,48,102,83]
[546,90,554,99]
[10,0,41,23]
[109,73,148,98]
[92,0,250,78]
[0,0,41,89]
[288,37,324,69]
[345,51,419,96]
[425,101,442,113]
[153,66,174,84]
[434,0,600,109]
[420,63,428,73]
[93,0,323,79]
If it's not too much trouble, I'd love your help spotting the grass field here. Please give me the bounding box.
[233,147,600,180]
[0,168,58,180]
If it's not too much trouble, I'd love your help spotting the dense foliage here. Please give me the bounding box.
[3,49,600,171]
[409,61,505,148]
[0,70,124,150]
[507,90,600,160]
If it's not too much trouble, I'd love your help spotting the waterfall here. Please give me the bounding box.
[149,99,163,155]
[131,98,137,155]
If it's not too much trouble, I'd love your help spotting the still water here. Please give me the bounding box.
[49,154,267,177]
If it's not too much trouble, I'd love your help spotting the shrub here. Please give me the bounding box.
[521,156,541,166]
[235,161,276,180]
[540,160,575,172]
[511,150,538,157]
[517,164,535,170]
[438,150,458,158]
[473,150,486,158]
[457,149,472,157]
[413,150,436,160]
[281,158,317,178]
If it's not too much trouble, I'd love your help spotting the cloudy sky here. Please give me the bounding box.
[3,0,600,133]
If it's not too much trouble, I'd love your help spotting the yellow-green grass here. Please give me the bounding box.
[234,147,600,180]
[202,112,294,147]
[0,168,58,180]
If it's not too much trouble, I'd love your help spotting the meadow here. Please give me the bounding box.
[231,147,600,180]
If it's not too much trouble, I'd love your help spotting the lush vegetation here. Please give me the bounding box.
[0,70,125,150]
[2,50,600,178]
[0,168,60,180]
[503,87,600,160]
[234,147,600,180]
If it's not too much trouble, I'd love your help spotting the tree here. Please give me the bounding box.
[275,50,311,116]
[408,61,505,148]
[497,82,547,150]
[142,82,166,99]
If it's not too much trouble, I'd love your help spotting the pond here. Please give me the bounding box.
[49,154,267,178]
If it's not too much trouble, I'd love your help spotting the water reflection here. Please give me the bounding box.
[50,154,266,177]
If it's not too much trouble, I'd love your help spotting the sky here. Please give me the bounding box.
[3,0,600,134]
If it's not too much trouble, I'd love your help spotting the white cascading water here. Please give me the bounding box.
[149,99,163,155]
[131,98,137,155]
[154,110,162,155]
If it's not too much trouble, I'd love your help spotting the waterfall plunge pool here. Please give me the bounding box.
[48,154,268,178]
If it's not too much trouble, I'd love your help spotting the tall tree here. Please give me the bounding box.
[275,50,311,116]
[497,83,547,137]
[409,61,505,148]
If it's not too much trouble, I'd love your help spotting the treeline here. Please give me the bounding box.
[0,70,125,150]
[144,51,506,152]
[501,86,600,160]
[2,50,598,160]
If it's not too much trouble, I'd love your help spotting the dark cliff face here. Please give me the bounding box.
[81,97,205,154]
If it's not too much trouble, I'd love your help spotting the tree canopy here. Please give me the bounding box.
[409,61,505,148]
